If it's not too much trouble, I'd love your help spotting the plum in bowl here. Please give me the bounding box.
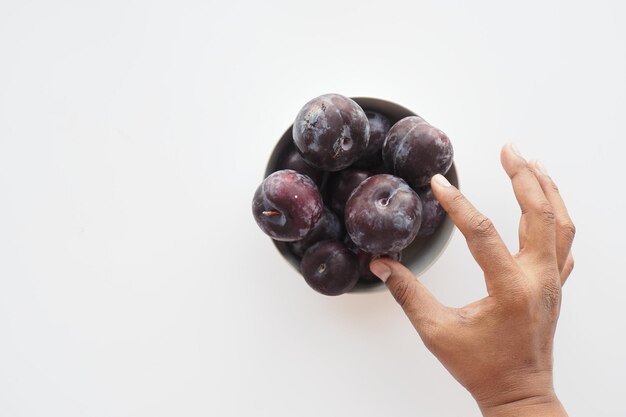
[261,97,459,293]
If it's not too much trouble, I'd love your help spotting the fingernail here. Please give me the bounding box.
[433,174,451,187]
[370,261,391,283]
[534,160,549,176]
[510,143,525,160]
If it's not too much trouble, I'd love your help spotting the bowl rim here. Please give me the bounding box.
[263,96,459,294]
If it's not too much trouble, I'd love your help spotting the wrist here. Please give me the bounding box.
[480,393,567,417]
[472,370,567,417]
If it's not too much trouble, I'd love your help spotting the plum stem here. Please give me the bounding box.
[377,190,398,208]
[333,144,342,159]
[262,210,281,216]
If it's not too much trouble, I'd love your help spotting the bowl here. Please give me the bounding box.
[264,97,459,292]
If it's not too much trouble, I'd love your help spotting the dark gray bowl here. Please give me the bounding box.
[264,97,459,293]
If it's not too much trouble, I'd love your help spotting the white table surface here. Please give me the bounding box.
[1,1,625,416]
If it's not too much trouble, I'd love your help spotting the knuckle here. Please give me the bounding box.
[449,192,466,212]
[469,215,496,237]
[391,280,415,310]
[558,220,577,241]
[549,181,560,194]
[538,202,556,224]
[541,174,560,193]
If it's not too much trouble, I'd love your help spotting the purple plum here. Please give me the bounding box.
[252,170,323,241]
[277,146,324,185]
[383,116,453,188]
[345,174,423,254]
[300,240,359,296]
[292,94,370,171]
[353,111,392,168]
[417,187,446,236]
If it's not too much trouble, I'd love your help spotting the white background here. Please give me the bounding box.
[1,1,625,416]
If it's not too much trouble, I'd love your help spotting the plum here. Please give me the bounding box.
[383,116,453,188]
[277,146,324,185]
[292,94,370,171]
[345,174,422,254]
[353,111,392,168]
[417,187,446,237]
[382,116,427,173]
[289,207,343,257]
[252,170,323,241]
[300,240,359,296]
[326,169,371,216]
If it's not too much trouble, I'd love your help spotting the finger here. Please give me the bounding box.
[518,216,528,252]
[560,253,574,285]
[370,258,446,330]
[431,174,519,295]
[530,160,576,274]
[500,144,556,260]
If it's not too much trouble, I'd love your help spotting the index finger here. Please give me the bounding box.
[431,174,519,296]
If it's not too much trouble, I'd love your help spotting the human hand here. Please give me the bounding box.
[370,144,575,417]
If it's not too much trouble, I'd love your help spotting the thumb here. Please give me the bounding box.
[370,258,445,324]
